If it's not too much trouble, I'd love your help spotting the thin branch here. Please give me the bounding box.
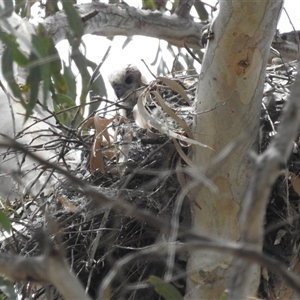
[0,137,173,234]
[2,137,300,298]
[98,239,300,299]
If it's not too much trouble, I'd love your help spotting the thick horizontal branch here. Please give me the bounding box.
[43,2,205,48]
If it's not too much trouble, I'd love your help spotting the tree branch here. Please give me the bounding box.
[43,2,205,48]
[98,239,300,299]
[2,137,300,298]
[0,248,90,299]
[228,61,300,298]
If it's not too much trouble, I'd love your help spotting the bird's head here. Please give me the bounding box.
[108,64,147,108]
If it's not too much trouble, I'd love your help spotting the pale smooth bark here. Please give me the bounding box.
[43,2,204,48]
[228,61,300,299]
[187,1,283,299]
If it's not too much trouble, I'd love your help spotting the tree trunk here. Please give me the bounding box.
[186,1,283,298]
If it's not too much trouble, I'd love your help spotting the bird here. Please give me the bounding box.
[108,64,148,113]
[271,30,300,62]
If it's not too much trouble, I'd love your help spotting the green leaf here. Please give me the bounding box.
[45,0,60,16]
[0,210,11,233]
[13,49,29,67]
[31,33,51,105]
[63,63,77,100]
[171,0,179,12]
[32,26,49,57]
[0,277,17,300]
[0,276,18,300]
[1,47,26,106]
[194,1,209,21]
[53,93,77,126]
[143,0,156,10]
[62,1,84,37]
[15,0,25,14]
[0,31,18,51]
[52,72,67,94]
[71,48,90,107]
[220,290,228,300]
[88,73,106,115]
[53,93,75,107]
[26,53,41,118]
[3,0,14,17]
[147,276,183,300]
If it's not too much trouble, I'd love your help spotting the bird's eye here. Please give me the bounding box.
[125,75,133,85]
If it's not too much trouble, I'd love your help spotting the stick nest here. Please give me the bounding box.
[0,62,299,299]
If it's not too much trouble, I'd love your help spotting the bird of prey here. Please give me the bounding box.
[108,64,148,111]
[271,30,300,62]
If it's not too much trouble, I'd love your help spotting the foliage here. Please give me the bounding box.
[147,275,183,300]
[0,0,109,125]
[0,277,17,300]
[0,210,11,233]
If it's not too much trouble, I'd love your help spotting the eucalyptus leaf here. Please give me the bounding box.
[0,277,17,300]
[13,49,29,67]
[147,276,183,300]
[52,72,67,94]
[63,62,77,100]
[26,53,41,118]
[62,1,84,37]
[1,47,25,105]
[194,1,209,21]
[151,41,161,66]
[54,93,75,107]
[71,48,90,107]
[3,0,14,17]
[31,33,51,105]
[0,210,11,233]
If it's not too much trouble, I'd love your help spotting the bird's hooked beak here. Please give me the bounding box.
[113,84,127,99]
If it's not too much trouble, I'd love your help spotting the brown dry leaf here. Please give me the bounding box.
[89,116,114,175]
[157,76,191,105]
[90,138,105,174]
[94,115,114,146]
[78,117,95,133]
[103,146,115,160]
[289,172,300,196]
[57,196,77,213]
[152,90,196,153]
[136,93,212,150]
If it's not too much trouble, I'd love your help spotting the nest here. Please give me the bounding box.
[0,71,197,299]
[0,61,299,299]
